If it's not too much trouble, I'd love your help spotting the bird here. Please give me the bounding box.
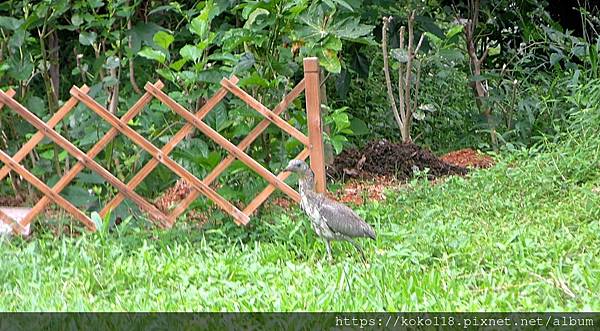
[284,159,376,262]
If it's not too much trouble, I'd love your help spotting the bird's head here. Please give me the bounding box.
[284,159,310,176]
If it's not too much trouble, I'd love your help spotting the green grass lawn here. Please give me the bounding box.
[1,147,599,311]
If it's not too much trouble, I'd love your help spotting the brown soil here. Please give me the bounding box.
[154,179,193,213]
[154,179,214,227]
[334,175,400,205]
[0,196,24,207]
[329,140,468,181]
[269,174,400,210]
[440,148,495,168]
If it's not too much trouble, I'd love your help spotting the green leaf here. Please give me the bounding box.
[156,68,176,83]
[233,52,255,74]
[58,150,68,162]
[319,49,341,73]
[331,111,349,128]
[127,22,163,53]
[7,60,32,81]
[191,138,209,158]
[39,149,54,160]
[488,45,501,56]
[331,0,354,11]
[335,68,350,98]
[446,25,464,39]
[180,45,203,62]
[330,135,347,154]
[88,0,104,9]
[178,71,198,85]
[572,44,587,58]
[26,96,45,117]
[438,48,464,62]
[240,73,269,88]
[71,14,83,27]
[153,31,174,50]
[469,74,487,82]
[413,109,426,121]
[197,69,225,83]
[350,118,369,135]
[79,31,97,46]
[102,75,119,88]
[207,53,237,63]
[77,172,104,184]
[329,17,373,40]
[244,8,269,28]
[416,15,444,39]
[8,29,26,48]
[391,48,408,63]
[189,1,215,38]
[323,36,342,51]
[550,52,564,66]
[190,17,208,37]
[0,16,23,30]
[138,47,166,63]
[169,58,187,71]
[103,56,120,70]
[296,8,373,44]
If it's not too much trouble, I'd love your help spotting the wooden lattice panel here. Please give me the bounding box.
[0,58,325,235]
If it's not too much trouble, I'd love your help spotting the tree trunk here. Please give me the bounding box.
[464,0,498,151]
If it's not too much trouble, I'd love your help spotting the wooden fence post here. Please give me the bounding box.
[303,57,326,193]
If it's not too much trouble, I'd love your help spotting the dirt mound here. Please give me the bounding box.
[440,148,494,168]
[329,140,467,180]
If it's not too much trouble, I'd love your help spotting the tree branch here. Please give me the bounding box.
[398,26,406,124]
[404,11,415,129]
[127,10,142,95]
[382,16,403,131]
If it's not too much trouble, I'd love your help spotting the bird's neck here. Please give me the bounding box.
[298,168,315,194]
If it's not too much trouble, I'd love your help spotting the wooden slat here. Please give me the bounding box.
[0,149,96,231]
[243,148,310,216]
[0,87,87,181]
[0,208,26,235]
[22,82,169,228]
[0,89,16,100]
[70,86,250,226]
[100,76,239,218]
[220,78,309,146]
[145,83,300,207]
[0,88,16,111]
[303,58,327,193]
[0,88,17,232]
[0,89,169,226]
[168,79,307,223]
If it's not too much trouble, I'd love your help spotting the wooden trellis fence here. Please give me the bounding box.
[0,58,326,235]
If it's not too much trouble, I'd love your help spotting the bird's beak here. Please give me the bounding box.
[283,165,293,172]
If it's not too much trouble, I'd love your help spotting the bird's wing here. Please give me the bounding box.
[318,197,376,239]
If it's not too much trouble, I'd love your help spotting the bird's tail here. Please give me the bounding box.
[364,223,376,240]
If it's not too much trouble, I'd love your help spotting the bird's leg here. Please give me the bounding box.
[325,239,334,262]
[346,238,367,263]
